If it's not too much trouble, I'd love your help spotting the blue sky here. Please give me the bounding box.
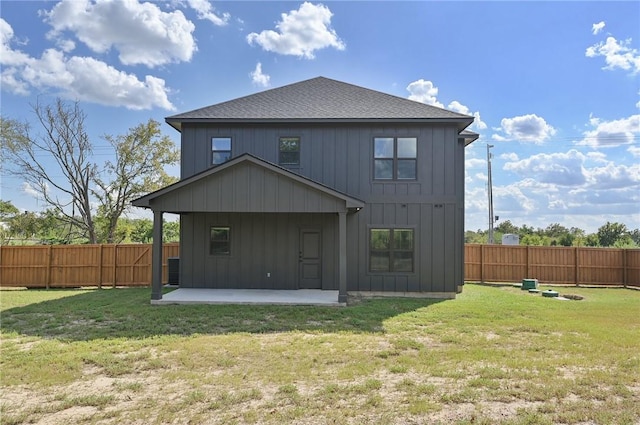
[1,1,638,234]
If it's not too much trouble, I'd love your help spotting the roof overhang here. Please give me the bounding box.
[165,117,475,133]
[460,130,480,146]
[132,153,365,214]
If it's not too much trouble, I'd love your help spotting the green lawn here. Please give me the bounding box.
[1,284,639,424]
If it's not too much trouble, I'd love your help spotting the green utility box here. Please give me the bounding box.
[521,278,539,290]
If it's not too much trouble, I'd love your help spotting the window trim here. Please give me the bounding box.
[209,226,231,256]
[373,137,417,181]
[212,137,232,166]
[368,227,415,273]
[278,136,301,167]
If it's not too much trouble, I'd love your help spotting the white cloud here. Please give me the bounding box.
[585,151,608,163]
[406,80,487,132]
[585,162,640,189]
[465,158,486,168]
[503,149,640,191]
[494,182,538,213]
[592,21,605,35]
[21,182,46,199]
[406,79,443,107]
[447,100,487,130]
[474,172,487,182]
[185,0,230,25]
[629,146,640,157]
[586,35,640,73]
[467,165,640,233]
[499,152,519,161]
[0,20,174,110]
[504,150,586,186]
[44,0,196,67]
[0,19,31,66]
[492,114,556,144]
[54,37,76,53]
[250,62,270,87]
[247,2,345,59]
[578,114,640,147]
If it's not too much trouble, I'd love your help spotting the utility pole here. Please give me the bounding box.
[487,144,495,244]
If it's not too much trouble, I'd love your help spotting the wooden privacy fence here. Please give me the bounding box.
[465,245,640,287]
[0,243,638,288]
[0,243,179,288]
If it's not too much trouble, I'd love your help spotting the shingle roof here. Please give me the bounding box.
[166,77,473,130]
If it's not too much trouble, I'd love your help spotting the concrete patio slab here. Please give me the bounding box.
[152,288,344,306]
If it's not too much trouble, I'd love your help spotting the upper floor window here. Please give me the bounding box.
[212,137,232,165]
[373,137,417,180]
[370,228,414,272]
[279,137,300,166]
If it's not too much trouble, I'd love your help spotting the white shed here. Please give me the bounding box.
[502,233,520,245]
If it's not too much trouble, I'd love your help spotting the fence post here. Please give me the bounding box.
[46,245,52,289]
[98,244,103,289]
[575,247,579,287]
[480,244,484,283]
[526,245,530,278]
[112,244,118,288]
[623,249,627,289]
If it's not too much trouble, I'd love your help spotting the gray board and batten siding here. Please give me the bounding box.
[134,77,477,300]
[175,123,468,295]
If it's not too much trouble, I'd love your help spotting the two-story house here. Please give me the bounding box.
[133,77,478,304]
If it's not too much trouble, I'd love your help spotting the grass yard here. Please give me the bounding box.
[1,284,639,425]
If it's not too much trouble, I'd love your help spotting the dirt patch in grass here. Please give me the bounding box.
[1,350,638,424]
[1,285,639,424]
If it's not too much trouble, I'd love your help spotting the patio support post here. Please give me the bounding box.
[151,210,164,301]
[338,211,347,303]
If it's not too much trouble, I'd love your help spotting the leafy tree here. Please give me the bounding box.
[37,209,77,244]
[495,220,519,235]
[519,224,536,236]
[163,220,180,243]
[94,119,179,243]
[544,223,569,239]
[465,229,487,244]
[8,211,40,244]
[131,219,154,243]
[630,229,640,246]
[585,233,600,247]
[613,235,636,248]
[0,200,19,220]
[597,222,629,247]
[0,200,20,244]
[557,233,574,247]
[521,233,554,246]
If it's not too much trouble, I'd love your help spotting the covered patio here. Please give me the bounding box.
[154,288,344,306]
[132,154,364,304]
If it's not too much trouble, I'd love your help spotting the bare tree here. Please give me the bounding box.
[1,99,98,243]
[1,99,179,244]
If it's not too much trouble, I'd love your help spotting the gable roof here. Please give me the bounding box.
[166,77,474,131]
[132,153,365,213]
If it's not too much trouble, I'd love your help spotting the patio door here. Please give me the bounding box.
[299,229,322,289]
